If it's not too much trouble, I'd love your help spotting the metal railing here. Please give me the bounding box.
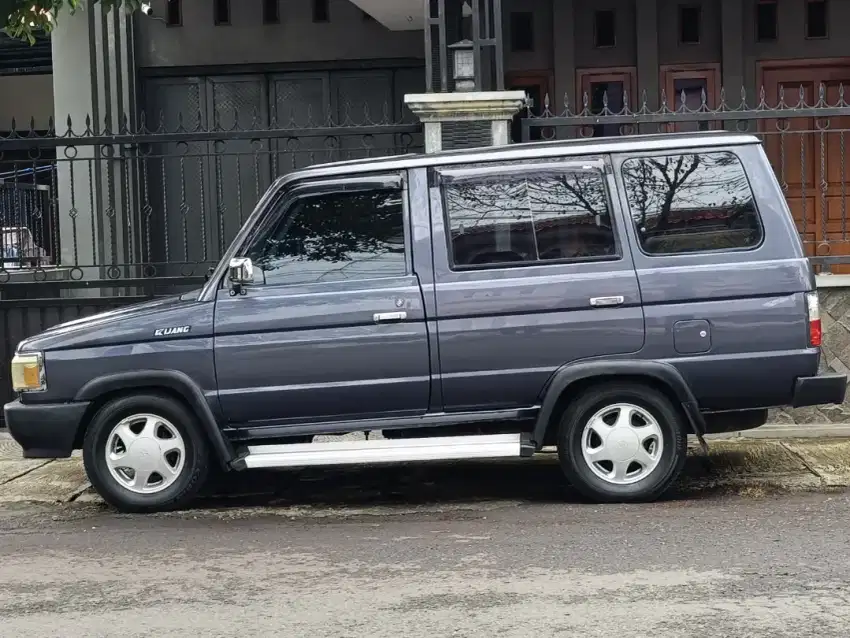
[521,84,850,271]
[0,104,423,291]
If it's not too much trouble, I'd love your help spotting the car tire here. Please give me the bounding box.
[557,382,687,503]
[82,393,211,513]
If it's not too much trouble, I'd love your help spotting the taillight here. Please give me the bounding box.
[806,291,822,347]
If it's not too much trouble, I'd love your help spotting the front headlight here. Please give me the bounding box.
[11,352,46,393]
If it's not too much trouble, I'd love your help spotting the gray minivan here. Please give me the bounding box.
[5,131,846,512]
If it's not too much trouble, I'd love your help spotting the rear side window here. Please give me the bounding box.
[620,151,762,255]
[441,170,617,268]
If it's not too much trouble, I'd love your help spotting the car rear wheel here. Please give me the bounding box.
[83,393,211,513]
[557,382,687,503]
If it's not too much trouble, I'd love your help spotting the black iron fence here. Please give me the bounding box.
[0,107,422,411]
[521,84,850,272]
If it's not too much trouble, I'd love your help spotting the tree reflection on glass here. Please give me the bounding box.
[621,152,762,254]
[444,170,616,267]
[246,188,406,285]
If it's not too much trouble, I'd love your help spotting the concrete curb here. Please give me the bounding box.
[1,436,850,509]
[702,423,850,439]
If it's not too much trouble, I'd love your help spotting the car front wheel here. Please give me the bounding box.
[83,393,211,513]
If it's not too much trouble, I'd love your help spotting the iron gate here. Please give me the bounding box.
[0,100,422,412]
[520,85,850,273]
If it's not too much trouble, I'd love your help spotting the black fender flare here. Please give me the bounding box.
[75,369,236,466]
[531,359,707,448]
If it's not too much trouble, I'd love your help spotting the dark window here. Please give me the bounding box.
[214,0,230,25]
[510,12,534,52]
[442,170,617,268]
[244,187,406,286]
[806,0,828,39]
[679,5,701,44]
[166,0,181,26]
[756,1,777,41]
[263,0,279,24]
[594,10,616,48]
[312,0,330,22]
[620,152,762,255]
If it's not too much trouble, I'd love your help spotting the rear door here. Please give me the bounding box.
[213,173,432,428]
[611,145,813,410]
[429,158,645,412]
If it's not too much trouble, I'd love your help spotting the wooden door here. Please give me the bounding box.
[660,64,721,133]
[506,71,554,143]
[576,68,637,137]
[760,61,850,271]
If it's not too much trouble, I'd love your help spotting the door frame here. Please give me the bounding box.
[506,70,555,113]
[757,57,850,93]
[756,57,850,269]
[659,63,721,108]
[212,171,434,427]
[575,67,638,112]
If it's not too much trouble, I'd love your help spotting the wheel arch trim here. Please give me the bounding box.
[532,360,706,448]
[75,370,236,465]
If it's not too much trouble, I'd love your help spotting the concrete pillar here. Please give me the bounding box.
[405,91,527,153]
[721,0,745,111]
[552,0,575,113]
[635,0,659,131]
[52,3,136,278]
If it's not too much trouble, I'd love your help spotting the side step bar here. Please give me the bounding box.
[240,433,527,470]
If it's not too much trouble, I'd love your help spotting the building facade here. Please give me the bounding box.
[2,0,850,419]
[1,0,849,271]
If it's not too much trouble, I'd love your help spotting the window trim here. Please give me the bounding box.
[755,0,778,43]
[593,9,617,49]
[510,11,535,52]
[312,0,330,23]
[677,4,701,45]
[805,0,829,40]
[214,0,231,26]
[165,0,182,27]
[263,0,280,24]
[232,173,412,289]
[616,149,766,258]
[437,162,624,272]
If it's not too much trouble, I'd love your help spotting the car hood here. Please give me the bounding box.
[17,289,214,353]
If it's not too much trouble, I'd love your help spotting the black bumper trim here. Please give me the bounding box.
[4,399,91,458]
[792,373,848,408]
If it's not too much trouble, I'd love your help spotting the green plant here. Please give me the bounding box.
[1,0,142,43]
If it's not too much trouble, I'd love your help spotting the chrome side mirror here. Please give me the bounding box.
[228,257,254,294]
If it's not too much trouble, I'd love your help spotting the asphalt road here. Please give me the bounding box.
[1,487,850,637]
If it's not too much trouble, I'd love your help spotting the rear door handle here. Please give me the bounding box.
[590,296,625,308]
[373,311,408,324]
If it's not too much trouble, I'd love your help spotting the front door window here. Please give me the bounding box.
[244,186,406,287]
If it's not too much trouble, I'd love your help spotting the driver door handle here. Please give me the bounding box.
[373,311,408,324]
[590,296,625,308]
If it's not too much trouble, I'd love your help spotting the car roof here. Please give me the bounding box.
[273,131,761,187]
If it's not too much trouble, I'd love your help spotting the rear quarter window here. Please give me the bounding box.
[620,151,763,255]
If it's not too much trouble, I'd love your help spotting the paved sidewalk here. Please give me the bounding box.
[2,432,850,508]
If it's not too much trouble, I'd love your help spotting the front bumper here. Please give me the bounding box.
[791,373,848,408]
[4,399,90,458]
